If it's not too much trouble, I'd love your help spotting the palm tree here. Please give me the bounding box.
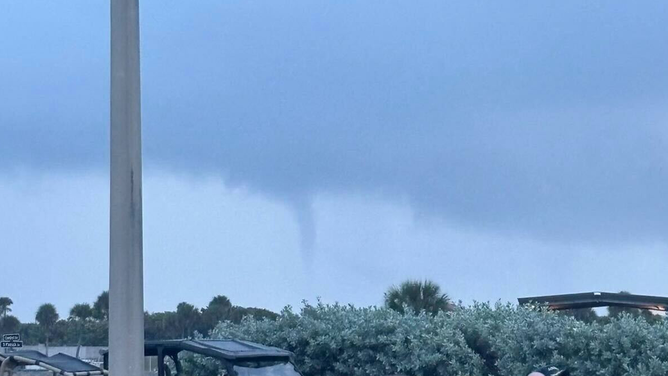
[69,303,93,358]
[176,302,200,338]
[384,279,453,315]
[36,303,59,356]
[92,291,109,321]
[209,295,232,310]
[0,297,13,319]
[202,295,232,331]
[0,315,21,334]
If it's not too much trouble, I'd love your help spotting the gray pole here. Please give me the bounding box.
[109,0,144,375]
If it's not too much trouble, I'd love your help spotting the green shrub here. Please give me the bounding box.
[199,301,484,376]
[186,301,668,376]
[480,305,668,376]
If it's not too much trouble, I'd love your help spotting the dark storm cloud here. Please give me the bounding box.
[2,1,668,242]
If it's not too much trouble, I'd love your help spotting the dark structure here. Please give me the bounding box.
[518,291,668,311]
[0,350,107,375]
[143,339,293,360]
[103,339,301,376]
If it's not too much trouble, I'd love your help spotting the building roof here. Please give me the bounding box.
[518,291,668,311]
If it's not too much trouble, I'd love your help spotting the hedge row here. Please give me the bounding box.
[184,302,668,376]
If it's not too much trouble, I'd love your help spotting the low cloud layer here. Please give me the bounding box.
[4,173,667,321]
[2,1,668,245]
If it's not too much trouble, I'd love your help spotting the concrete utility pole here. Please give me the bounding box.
[109,0,144,375]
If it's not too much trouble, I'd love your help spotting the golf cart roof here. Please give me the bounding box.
[518,291,668,311]
[143,339,293,361]
[0,350,107,375]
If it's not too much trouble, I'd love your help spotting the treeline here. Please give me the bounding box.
[0,293,277,346]
[1,282,663,348]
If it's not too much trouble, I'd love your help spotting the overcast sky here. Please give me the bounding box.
[2,1,668,322]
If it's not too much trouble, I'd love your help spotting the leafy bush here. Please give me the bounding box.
[187,301,668,376]
[197,301,484,376]
[477,304,668,376]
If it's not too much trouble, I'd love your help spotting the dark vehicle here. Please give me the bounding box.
[103,339,302,376]
[0,350,107,376]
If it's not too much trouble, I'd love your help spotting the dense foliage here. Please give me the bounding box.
[5,286,668,376]
[185,301,668,376]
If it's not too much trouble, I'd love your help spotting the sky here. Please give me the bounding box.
[2,1,668,322]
